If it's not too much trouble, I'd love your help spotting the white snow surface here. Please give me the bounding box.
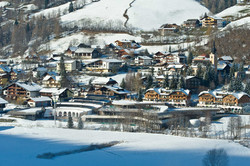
[216,4,250,18]
[0,115,250,166]
[0,1,10,8]
[60,0,209,30]
[128,0,209,30]
[223,16,250,30]
[40,32,141,53]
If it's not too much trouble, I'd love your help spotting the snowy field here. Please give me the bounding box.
[1,115,250,166]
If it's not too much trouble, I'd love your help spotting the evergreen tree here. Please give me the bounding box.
[177,76,185,89]
[169,78,177,89]
[228,79,234,92]
[69,2,74,13]
[196,63,203,79]
[239,62,244,72]
[137,88,143,101]
[67,116,74,129]
[187,51,193,65]
[169,46,172,53]
[229,63,235,79]
[59,56,69,88]
[150,67,154,76]
[244,81,250,95]
[145,75,153,90]
[163,74,169,88]
[77,117,83,129]
[14,19,18,26]
[45,0,49,8]
[203,69,209,87]
[186,67,194,76]
[120,78,126,89]
[234,78,243,92]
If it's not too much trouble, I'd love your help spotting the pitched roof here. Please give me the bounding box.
[29,96,51,102]
[75,48,94,54]
[0,97,8,104]
[198,90,250,100]
[16,82,42,92]
[92,77,117,85]
[40,88,67,95]
[138,56,152,60]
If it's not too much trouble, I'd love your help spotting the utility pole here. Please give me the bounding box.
[53,94,57,126]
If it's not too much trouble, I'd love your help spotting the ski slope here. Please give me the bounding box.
[61,0,209,30]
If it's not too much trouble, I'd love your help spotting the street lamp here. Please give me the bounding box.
[52,94,57,126]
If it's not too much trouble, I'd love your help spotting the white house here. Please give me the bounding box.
[135,56,152,66]
[57,60,76,72]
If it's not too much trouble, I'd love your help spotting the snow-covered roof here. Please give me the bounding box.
[0,97,8,104]
[102,59,123,63]
[104,86,130,95]
[40,88,67,95]
[167,64,184,69]
[92,77,117,85]
[75,48,94,53]
[198,90,250,100]
[185,76,196,80]
[147,88,190,96]
[16,82,42,92]
[138,56,152,60]
[29,97,51,102]
[220,56,233,61]
[43,75,61,81]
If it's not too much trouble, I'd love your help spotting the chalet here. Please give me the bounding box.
[9,68,19,81]
[32,67,47,77]
[167,64,185,73]
[42,75,61,88]
[91,77,118,87]
[217,61,231,76]
[27,96,52,107]
[65,46,78,56]
[185,76,201,93]
[56,60,76,72]
[144,88,191,107]
[115,40,140,49]
[0,97,8,111]
[85,59,123,73]
[201,15,223,28]
[73,48,101,59]
[198,90,250,113]
[158,24,180,35]
[192,54,210,65]
[183,19,200,28]
[92,85,130,100]
[40,88,73,102]
[135,56,152,66]
[3,82,42,100]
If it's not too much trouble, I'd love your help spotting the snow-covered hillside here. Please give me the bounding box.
[60,0,209,30]
[216,4,250,29]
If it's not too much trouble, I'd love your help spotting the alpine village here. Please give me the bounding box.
[0,0,250,165]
